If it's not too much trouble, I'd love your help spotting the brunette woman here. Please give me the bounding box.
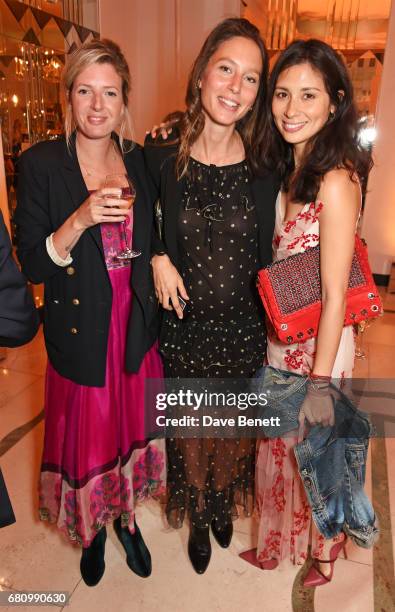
[15,40,165,586]
[144,18,279,574]
[240,39,372,586]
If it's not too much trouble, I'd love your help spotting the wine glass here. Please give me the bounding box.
[103,174,141,259]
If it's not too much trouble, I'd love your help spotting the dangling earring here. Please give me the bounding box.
[197,79,201,89]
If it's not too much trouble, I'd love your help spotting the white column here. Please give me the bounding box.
[82,0,99,31]
[99,0,241,143]
[361,0,395,277]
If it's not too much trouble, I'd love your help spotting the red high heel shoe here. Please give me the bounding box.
[239,548,279,570]
[303,537,348,587]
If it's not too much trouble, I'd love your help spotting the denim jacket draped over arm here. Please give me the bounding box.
[252,366,379,547]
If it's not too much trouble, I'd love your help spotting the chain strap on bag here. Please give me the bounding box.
[257,235,383,344]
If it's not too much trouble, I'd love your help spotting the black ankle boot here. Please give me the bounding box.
[80,527,107,587]
[188,525,211,574]
[113,517,152,577]
[211,520,233,548]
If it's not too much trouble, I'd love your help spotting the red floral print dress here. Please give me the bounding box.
[255,193,355,564]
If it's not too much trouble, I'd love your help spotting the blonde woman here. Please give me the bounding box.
[15,39,165,586]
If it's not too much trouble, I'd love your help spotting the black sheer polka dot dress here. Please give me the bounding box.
[161,158,267,531]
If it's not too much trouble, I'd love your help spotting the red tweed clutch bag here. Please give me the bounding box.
[257,235,383,344]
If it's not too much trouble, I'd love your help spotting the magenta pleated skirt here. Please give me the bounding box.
[39,264,166,547]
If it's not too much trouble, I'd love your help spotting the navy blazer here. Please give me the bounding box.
[144,137,280,269]
[0,468,15,528]
[15,135,158,386]
[0,212,39,347]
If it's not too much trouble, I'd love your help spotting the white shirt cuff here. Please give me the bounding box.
[46,233,73,267]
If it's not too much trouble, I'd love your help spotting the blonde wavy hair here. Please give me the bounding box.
[63,38,133,153]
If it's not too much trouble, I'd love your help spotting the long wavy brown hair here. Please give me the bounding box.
[263,39,373,202]
[168,18,269,178]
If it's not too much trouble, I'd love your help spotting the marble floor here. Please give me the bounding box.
[0,292,395,612]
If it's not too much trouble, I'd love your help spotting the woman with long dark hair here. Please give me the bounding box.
[241,39,372,585]
[145,18,279,574]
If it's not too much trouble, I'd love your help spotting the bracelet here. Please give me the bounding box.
[46,233,73,267]
[307,373,331,397]
[150,252,168,265]
[309,373,331,381]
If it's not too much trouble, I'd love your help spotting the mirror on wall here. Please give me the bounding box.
[1,36,65,232]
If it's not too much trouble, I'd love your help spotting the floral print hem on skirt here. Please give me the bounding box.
[39,441,165,546]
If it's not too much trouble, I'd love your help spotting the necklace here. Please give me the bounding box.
[193,129,244,166]
[77,140,119,177]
